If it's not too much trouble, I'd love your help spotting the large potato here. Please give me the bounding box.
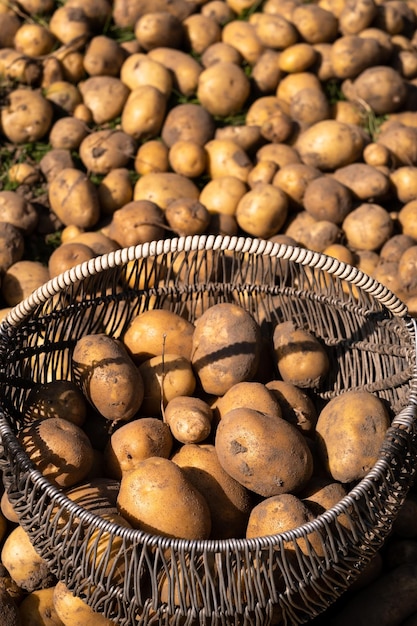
[215,407,313,497]
[117,456,211,539]
[79,129,136,175]
[0,88,53,143]
[121,85,167,141]
[72,333,145,422]
[315,390,391,483]
[48,168,100,228]
[197,62,251,117]
[191,302,261,396]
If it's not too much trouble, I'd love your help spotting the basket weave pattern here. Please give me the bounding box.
[0,235,416,625]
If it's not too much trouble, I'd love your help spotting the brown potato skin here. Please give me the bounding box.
[72,333,145,422]
[215,407,313,497]
[191,303,261,396]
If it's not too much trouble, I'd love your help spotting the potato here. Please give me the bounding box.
[278,43,317,73]
[48,168,100,229]
[276,71,323,107]
[215,382,282,423]
[315,390,391,483]
[48,242,96,277]
[295,120,365,171]
[7,162,40,187]
[49,117,88,150]
[0,222,24,273]
[338,0,378,35]
[303,175,353,224]
[343,66,407,115]
[1,526,55,592]
[24,380,87,427]
[256,142,301,169]
[199,176,247,216]
[134,140,169,176]
[183,14,222,54]
[201,41,243,67]
[398,245,417,298]
[161,103,215,147]
[79,130,136,175]
[120,53,172,97]
[333,163,391,201]
[251,49,283,93]
[342,203,394,251]
[247,160,279,188]
[138,354,196,416]
[165,198,210,236]
[14,23,56,57]
[40,149,75,183]
[201,0,235,25]
[390,165,417,203]
[72,333,145,422]
[19,417,94,487]
[197,61,251,117]
[44,81,82,115]
[2,260,50,307]
[83,35,125,76]
[248,12,298,50]
[164,395,213,444]
[273,321,330,389]
[0,88,53,144]
[68,231,120,256]
[205,139,252,182]
[134,11,183,50]
[171,443,253,539]
[117,456,211,538]
[121,85,167,141]
[235,183,288,238]
[380,234,415,264]
[78,76,130,125]
[284,211,341,252]
[398,200,417,239]
[148,47,202,96]
[291,3,338,43]
[97,168,134,216]
[168,140,207,178]
[221,20,264,65]
[53,581,116,626]
[107,199,167,247]
[290,86,332,129]
[133,172,200,209]
[246,493,323,555]
[330,35,384,79]
[19,587,64,626]
[123,309,195,362]
[1,491,19,524]
[191,303,261,396]
[301,478,350,528]
[104,417,173,478]
[49,4,91,43]
[216,407,313,497]
[265,379,318,434]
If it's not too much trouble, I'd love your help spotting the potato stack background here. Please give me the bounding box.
[1,0,417,624]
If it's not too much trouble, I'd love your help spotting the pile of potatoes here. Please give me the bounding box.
[2,0,417,622]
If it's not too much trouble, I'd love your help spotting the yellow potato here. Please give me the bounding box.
[139,353,196,416]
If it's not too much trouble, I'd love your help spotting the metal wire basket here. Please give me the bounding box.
[0,234,416,626]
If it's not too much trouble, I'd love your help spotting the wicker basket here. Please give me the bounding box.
[0,234,417,626]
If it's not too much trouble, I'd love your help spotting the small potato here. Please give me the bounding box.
[273,321,329,389]
[251,49,283,93]
[215,407,313,497]
[279,43,317,73]
[148,47,202,97]
[39,149,75,183]
[191,303,261,396]
[377,122,417,167]
[97,168,133,215]
[247,160,279,188]
[265,379,318,434]
[183,14,222,54]
[168,140,207,178]
[49,117,88,150]
[295,119,365,171]
[201,41,243,67]
[139,354,196,416]
[164,395,213,444]
[333,163,391,202]
[172,443,253,539]
[342,203,394,251]
[79,129,136,175]
[1,526,55,592]
[83,35,125,76]
[248,12,298,50]
[246,493,323,555]
[133,172,200,209]
[161,103,215,148]
[290,86,331,129]
[199,176,247,216]
[24,380,87,427]
[205,139,252,182]
[235,183,288,239]
[72,333,145,422]
[19,417,94,488]
[48,242,96,277]
[107,200,167,247]
[165,198,210,236]
[121,85,167,141]
[135,11,184,50]
[78,76,130,125]
[120,53,173,97]
[197,62,251,117]
[222,20,264,65]
[316,390,391,483]
[215,381,282,422]
[134,140,170,176]
[123,309,195,362]
[303,176,353,224]
[104,417,173,478]
[117,456,211,538]
[391,166,417,203]
[48,168,100,228]
[276,72,322,107]
[44,81,82,114]
[2,260,50,307]
[14,23,56,57]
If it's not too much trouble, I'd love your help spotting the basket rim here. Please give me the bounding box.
[0,235,416,554]
[0,234,410,333]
